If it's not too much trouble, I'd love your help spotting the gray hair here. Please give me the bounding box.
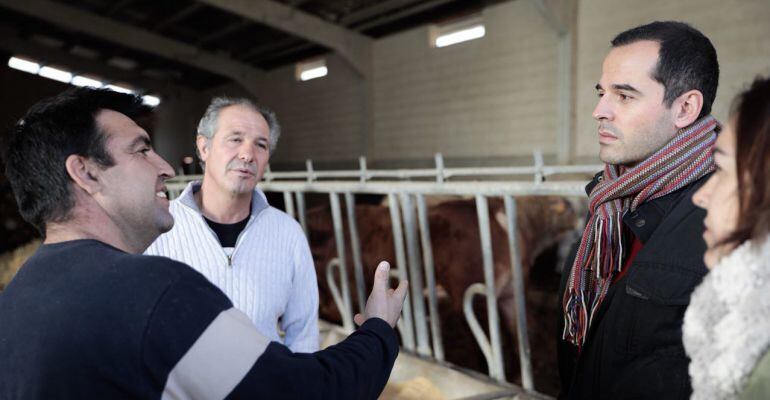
[196,96,281,154]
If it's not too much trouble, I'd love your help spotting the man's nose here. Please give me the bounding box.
[238,145,255,163]
[593,96,612,121]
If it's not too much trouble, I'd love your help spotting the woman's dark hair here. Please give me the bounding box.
[2,87,145,234]
[727,76,770,246]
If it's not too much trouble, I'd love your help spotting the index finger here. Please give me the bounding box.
[373,261,391,293]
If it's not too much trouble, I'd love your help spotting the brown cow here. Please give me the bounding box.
[305,195,579,395]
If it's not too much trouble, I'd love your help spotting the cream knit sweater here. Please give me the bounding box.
[146,182,319,352]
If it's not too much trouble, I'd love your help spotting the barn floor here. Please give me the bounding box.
[319,320,554,400]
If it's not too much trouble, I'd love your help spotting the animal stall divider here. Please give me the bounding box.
[165,161,594,395]
[168,151,602,190]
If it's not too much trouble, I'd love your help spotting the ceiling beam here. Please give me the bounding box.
[106,0,137,17]
[0,28,194,96]
[196,19,252,46]
[339,0,422,26]
[197,0,372,76]
[354,0,456,31]
[0,0,263,85]
[152,3,203,32]
[241,37,301,62]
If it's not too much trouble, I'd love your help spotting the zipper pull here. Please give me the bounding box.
[227,254,232,267]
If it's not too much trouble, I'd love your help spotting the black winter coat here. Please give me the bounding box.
[557,173,710,400]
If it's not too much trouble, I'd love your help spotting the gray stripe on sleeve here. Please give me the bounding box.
[162,308,270,400]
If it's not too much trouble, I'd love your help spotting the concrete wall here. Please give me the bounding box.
[246,55,368,167]
[574,0,770,162]
[151,91,210,173]
[371,0,559,165]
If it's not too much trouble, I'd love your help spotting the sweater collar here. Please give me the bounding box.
[684,235,770,399]
[177,180,269,218]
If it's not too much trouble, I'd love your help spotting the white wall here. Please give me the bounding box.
[372,0,559,164]
[246,55,368,166]
[574,0,770,162]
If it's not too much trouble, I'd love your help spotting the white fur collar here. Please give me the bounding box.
[683,237,770,399]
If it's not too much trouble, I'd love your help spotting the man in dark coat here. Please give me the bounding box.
[557,21,720,399]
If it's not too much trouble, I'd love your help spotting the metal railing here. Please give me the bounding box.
[168,151,600,189]
[166,155,597,395]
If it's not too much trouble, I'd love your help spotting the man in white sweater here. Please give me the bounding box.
[146,97,319,352]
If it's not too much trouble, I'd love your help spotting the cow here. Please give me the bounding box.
[304,195,580,394]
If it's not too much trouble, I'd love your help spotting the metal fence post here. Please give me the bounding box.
[504,196,534,390]
[295,191,308,237]
[283,191,296,219]
[400,193,431,357]
[416,194,444,361]
[344,192,367,315]
[387,193,416,351]
[329,192,354,332]
[475,195,505,381]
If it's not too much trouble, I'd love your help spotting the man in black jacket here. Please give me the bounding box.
[0,87,408,399]
[557,21,720,399]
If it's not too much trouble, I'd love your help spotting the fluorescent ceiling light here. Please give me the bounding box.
[8,57,40,74]
[142,95,161,107]
[38,66,73,83]
[104,84,134,94]
[300,66,327,81]
[71,75,104,88]
[435,24,485,48]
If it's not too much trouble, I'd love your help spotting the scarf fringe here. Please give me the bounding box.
[563,116,719,346]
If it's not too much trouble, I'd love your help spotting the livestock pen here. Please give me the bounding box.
[167,153,600,400]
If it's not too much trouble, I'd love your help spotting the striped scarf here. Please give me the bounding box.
[562,115,720,347]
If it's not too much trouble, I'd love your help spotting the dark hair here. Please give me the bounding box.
[612,21,719,119]
[726,76,770,246]
[2,87,146,234]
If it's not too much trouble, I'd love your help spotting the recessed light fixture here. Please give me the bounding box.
[296,59,327,82]
[431,15,485,48]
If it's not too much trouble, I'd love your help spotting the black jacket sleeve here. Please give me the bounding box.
[228,318,399,400]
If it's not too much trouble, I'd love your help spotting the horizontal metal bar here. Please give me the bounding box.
[167,180,588,197]
[166,181,588,197]
[166,164,601,184]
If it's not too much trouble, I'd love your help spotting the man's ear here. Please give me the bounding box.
[65,155,101,195]
[196,136,209,162]
[672,89,704,129]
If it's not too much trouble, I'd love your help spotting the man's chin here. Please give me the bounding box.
[227,183,257,195]
[157,213,175,234]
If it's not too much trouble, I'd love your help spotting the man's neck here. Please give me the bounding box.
[44,211,138,254]
[197,179,252,224]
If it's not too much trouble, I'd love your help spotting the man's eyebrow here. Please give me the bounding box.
[594,83,642,94]
[611,83,642,94]
[128,134,151,149]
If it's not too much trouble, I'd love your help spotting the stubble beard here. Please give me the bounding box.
[599,116,675,167]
